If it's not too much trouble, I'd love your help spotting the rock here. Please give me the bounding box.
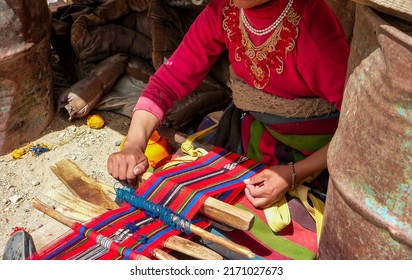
[9,194,22,204]
[31,180,40,186]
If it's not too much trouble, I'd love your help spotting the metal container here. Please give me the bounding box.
[0,0,54,155]
[318,4,412,259]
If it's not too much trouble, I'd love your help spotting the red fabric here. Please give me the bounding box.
[135,0,349,121]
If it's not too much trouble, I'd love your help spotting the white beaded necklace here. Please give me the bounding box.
[240,0,294,36]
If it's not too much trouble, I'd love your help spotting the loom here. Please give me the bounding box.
[30,147,265,260]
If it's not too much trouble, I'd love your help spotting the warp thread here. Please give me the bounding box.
[115,187,192,235]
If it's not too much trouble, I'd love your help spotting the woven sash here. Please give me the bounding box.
[230,73,337,118]
[31,148,265,260]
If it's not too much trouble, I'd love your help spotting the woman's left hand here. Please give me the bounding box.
[243,165,292,208]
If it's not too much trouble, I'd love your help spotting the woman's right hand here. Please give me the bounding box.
[107,109,160,187]
[107,144,149,187]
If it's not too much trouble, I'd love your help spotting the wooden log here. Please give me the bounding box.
[50,159,119,210]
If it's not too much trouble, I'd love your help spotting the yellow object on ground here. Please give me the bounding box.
[120,130,171,168]
[86,114,105,129]
[11,147,26,159]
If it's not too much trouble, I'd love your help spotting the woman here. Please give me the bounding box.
[107,0,349,209]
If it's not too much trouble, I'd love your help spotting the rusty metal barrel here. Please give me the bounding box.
[0,0,54,155]
[318,4,412,259]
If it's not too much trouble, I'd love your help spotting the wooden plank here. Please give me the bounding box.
[50,159,119,210]
[47,189,107,219]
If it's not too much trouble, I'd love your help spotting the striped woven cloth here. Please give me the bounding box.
[31,148,264,260]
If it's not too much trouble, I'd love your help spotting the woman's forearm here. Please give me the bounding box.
[123,110,160,151]
[294,143,329,184]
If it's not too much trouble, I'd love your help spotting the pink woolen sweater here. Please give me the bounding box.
[134,0,349,123]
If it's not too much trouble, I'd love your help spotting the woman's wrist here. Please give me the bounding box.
[288,162,296,190]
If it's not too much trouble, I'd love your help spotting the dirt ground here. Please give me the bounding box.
[0,110,132,256]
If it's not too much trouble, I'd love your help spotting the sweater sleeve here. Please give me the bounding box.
[134,0,227,122]
[298,0,349,111]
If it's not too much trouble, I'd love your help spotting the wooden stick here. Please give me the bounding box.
[32,198,151,260]
[56,206,94,223]
[165,235,223,260]
[201,197,254,231]
[151,249,177,260]
[186,220,255,258]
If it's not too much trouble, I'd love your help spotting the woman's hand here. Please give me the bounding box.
[107,144,149,187]
[243,143,330,209]
[243,164,292,209]
[107,109,160,187]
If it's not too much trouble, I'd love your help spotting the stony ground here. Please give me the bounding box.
[0,110,131,256]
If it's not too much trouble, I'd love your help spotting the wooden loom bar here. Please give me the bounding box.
[173,216,255,259]
[152,249,177,260]
[164,235,223,260]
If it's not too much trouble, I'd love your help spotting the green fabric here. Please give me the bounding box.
[237,204,316,260]
[247,120,264,162]
[264,124,333,152]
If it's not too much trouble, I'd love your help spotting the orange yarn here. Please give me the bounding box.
[86,114,105,129]
[120,130,171,168]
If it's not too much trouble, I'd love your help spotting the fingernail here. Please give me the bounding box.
[133,166,142,175]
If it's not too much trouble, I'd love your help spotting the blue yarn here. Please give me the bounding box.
[115,187,192,235]
[30,144,48,156]
[124,222,140,233]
